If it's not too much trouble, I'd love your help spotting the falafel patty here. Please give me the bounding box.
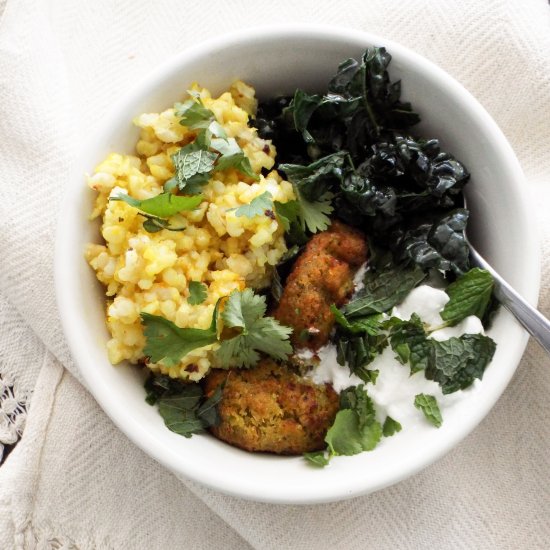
[203,360,340,454]
[274,220,368,349]
[204,220,367,455]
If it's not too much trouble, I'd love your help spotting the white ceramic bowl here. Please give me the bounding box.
[55,25,540,504]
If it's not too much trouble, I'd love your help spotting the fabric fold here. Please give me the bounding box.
[0,0,549,548]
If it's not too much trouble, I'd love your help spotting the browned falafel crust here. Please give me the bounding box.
[273,220,368,349]
[203,360,340,454]
[204,220,367,455]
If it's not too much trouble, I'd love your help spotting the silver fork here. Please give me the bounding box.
[466,234,550,354]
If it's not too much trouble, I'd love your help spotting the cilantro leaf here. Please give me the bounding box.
[414,394,443,427]
[111,192,203,218]
[217,289,293,368]
[295,188,333,233]
[140,304,218,367]
[273,200,308,246]
[175,99,216,129]
[342,264,426,318]
[325,386,382,455]
[277,152,344,234]
[234,191,273,218]
[425,334,496,394]
[325,410,368,455]
[382,416,402,437]
[303,450,330,467]
[188,281,207,305]
[141,215,186,233]
[211,137,259,180]
[440,268,494,326]
[386,314,431,374]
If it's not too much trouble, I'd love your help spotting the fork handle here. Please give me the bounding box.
[469,246,550,355]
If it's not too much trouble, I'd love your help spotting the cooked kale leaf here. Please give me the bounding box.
[254,46,471,277]
[393,209,470,275]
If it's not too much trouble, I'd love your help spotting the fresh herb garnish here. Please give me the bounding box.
[111,192,203,217]
[308,385,383,466]
[188,281,208,305]
[169,145,218,194]
[335,332,385,383]
[386,314,431,374]
[166,96,260,194]
[140,289,293,370]
[414,394,443,428]
[303,450,330,467]
[175,97,216,129]
[234,191,273,218]
[146,377,224,438]
[326,385,383,455]
[331,267,496,392]
[382,416,402,437]
[144,371,224,437]
[425,334,496,394]
[342,264,426,318]
[140,303,219,367]
[273,200,308,245]
[217,289,293,368]
[211,137,258,179]
[141,216,186,233]
[440,268,494,325]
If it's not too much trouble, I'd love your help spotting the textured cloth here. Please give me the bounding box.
[0,0,549,548]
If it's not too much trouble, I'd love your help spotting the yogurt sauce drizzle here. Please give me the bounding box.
[309,284,484,428]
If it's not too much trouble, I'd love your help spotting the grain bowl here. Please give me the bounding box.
[55,25,539,504]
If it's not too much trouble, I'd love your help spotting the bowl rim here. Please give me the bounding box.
[55,23,540,504]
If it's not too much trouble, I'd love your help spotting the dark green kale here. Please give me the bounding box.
[392,209,470,275]
[253,46,472,276]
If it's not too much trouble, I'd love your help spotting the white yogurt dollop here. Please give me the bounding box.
[310,284,484,428]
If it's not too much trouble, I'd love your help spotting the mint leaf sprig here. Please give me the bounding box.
[144,373,223,438]
[331,267,497,395]
[414,394,443,428]
[166,95,259,194]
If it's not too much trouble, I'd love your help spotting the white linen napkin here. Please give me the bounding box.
[0,0,549,547]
